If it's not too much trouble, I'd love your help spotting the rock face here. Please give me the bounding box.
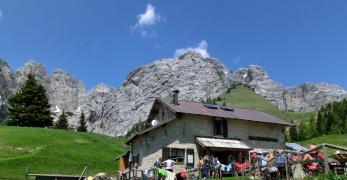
[0,52,346,135]
[15,60,51,92]
[232,65,286,110]
[233,65,347,112]
[0,60,16,118]
[11,61,87,126]
[86,52,233,136]
[284,83,347,112]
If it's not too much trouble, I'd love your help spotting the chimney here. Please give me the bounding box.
[172,90,179,105]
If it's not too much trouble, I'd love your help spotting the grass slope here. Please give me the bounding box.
[0,126,125,179]
[216,85,316,122]
[300,134,347,147]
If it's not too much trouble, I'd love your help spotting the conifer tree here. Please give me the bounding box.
[297,122,308,141]
[316,111,324,135]
[307,115,318,138]
[55,110,69,130]
[77,111,87,132]
[8,74,53,127]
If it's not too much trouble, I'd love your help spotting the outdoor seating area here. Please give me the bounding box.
[116,143,347,180]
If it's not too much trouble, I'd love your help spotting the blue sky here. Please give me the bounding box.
[0,0,346,89]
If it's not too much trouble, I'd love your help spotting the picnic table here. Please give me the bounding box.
[330,153,347,174]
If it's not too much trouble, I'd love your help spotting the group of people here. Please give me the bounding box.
[153,158,188,180]
[251,144,325,179]
[198,155,221,179]
[150,145,326,179]
[198,154,249,179]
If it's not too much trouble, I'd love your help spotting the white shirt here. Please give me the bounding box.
[163,159,175,170]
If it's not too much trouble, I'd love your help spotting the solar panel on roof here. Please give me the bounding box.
[204,104,219,109]
[221,106,234,111]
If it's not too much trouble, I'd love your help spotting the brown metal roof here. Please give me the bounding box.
[157,98,292,126]
[126,98,292,144]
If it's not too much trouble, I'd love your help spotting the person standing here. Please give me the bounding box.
[199,156,205,178]
[203,155,210,179]
[163,158,175,172]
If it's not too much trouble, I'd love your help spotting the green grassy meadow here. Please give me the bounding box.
[0,126,126,179]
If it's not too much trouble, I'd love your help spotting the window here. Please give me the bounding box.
[170,148,185,164]
[214,119,228,137]
[248,136,278,142]
[162,148,185,165]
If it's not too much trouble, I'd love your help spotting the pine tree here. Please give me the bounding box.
[77,111,87,132]
[325,103,334,133]
[297,122,308,141]
[7,74,53,127]
[316,111,324,135]
[55,110,69,130]
[307,115,318,138]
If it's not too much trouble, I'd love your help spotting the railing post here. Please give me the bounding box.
[322,144,329,174]
[285,153,289,180]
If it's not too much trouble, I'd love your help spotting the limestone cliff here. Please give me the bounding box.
[232,65,347,112]
[0,53,346,135]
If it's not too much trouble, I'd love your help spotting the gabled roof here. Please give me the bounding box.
[157,98,292,126]
[126,98,292,144]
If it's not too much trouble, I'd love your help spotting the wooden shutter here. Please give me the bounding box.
[162,147,170,161]
[186,149,194,168]
[223,119,228,137]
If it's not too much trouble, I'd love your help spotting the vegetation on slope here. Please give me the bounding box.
[0,126,125,179]
[214,85,315,122]
[300,134,347,147]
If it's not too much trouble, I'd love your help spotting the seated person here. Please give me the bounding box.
[258,153,268,170]
[291,153,301,162]
[303,144,324,171]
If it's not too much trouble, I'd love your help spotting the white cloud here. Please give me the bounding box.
[137,4,161,27]
[0,10,2,20]
[132,4,162,38]
[174,40,210,58]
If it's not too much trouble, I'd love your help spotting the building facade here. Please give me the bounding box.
[126,93,291,173]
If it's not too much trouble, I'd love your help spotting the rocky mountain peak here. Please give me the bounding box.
[233,65,347,112]
[15,60,50,88]
[88,52,233,135]
[91,83,113,93]
[233,65,286,109]
[0,54,346,135]
[284,82,347,112]
[177,51,205,61]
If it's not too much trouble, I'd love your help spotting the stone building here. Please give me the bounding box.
[124,91,292,173]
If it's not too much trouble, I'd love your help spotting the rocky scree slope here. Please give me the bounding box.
[0,52,346,135]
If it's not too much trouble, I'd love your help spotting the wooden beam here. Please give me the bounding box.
[324,143,347,152]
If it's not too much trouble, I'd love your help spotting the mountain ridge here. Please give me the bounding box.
[1,52,346,136]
